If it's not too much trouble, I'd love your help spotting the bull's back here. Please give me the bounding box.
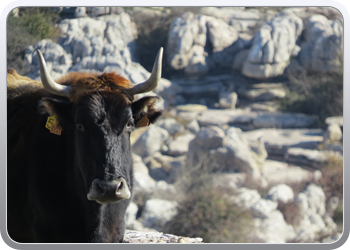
[7,69,50,242]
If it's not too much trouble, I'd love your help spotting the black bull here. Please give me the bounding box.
[7,49,163,243]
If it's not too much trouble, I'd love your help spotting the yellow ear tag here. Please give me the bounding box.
[136,115,150,128]
[45,115,62,135]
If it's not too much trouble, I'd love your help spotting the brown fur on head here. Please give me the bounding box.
[56,72,134,102]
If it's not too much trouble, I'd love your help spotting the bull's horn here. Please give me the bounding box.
[131,47,163,95]
[36,50,71,97]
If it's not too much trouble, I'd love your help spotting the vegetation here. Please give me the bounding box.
[164,186,254,243]
[279,70,343,124]
[7,7,60,74]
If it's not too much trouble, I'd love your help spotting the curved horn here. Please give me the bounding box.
[36,50,71,97]
[131,47,163,95]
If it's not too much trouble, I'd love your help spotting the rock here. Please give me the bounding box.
[199,7,260,25]
[149,165,169,181]
[207,17,239,59]
[211,173,247,190]
[261,160,319,186]
[198,109,257,128]
[284,147,342,169]
[326,196,339,216]
[242,12,303,79]
[186,127,262,185]
[24,39,72,81]
[296,15,343,74]
[132,125,169,158]
[133,172,157,194]
[252,210,296,243]
[267,184,294,204]
[251,199,278,218]
[325,116,343,127]
[238,83,286,101]
[132,154,149,175]
[244,128,324,156]
[230,187,261,208]
[140,199,178,231]
[324,123,342,142]
[219,91,238,109]
[167,133,196,156]
[291,184,337,242]
[123,230,202,243]
[185,119,200,134]
[252,112,318,129]
[157,118,184,136]
[193,127,225,149]
[176,104,208,112]
[166,13,210,72]
[248,137,268,165]
[125,202,138,228]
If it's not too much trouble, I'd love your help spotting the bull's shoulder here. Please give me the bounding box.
[7,68,43,99]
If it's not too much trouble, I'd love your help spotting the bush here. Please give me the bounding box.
[164,186,254,243]
[7,7,60,74]
[279,70,343,123]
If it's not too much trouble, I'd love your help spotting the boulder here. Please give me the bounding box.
[261,160,320,186]
[125,202,138,229]
[244,128,324,156]
[167,133,196,156]
[192,127,225,149]
[157,118,184,136]
[229,187,296,243]
[252,210,296,243]
[266,184,294,204]
[284,147,342,169]
[132,125,169,158]
[291,184,337,242]
[242,12,303,79]
[140,199,178,231]
[295,15,343,73]
[324,123,342,142]
[24,39,72,80]
[186,127,263,185]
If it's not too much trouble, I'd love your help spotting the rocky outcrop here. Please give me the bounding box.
[242,12,303,78]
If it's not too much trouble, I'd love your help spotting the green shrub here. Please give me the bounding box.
[164,186,254,243]
[7,7,60,74]
[279,70,343,123]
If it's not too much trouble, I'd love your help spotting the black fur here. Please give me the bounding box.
[7,87,162,243]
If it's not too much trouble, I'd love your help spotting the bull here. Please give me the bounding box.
[7,48,164,243]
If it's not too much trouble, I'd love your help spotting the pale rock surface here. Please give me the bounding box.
[140,199,178,231]
[167,133,196,156]
[244,128,324,155]
[284,147,342,168]
[123,230,203,243]
[242,12,303,78]
[132,125,169,158]
[266,184,294,204]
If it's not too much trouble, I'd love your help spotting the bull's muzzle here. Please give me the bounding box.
[87,178,131,204]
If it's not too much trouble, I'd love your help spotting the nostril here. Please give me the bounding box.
[117,181,123,192]
[96,182,105,195]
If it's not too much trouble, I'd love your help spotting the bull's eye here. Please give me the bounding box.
[76,123,84,132]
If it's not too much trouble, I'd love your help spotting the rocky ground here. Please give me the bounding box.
[13,6,343,243]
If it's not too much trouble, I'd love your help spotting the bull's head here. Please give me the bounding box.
[37,48,163,204]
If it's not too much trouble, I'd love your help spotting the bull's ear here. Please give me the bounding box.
[38,97,73,129]
[131,96,163,126]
